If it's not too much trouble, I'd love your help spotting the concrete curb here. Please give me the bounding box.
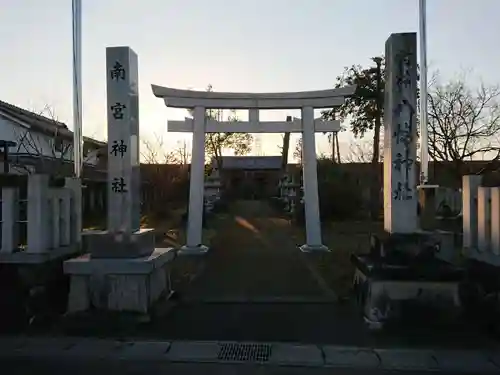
[181,296,337,304]
[0,337,499,372]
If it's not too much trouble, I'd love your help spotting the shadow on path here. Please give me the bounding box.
[159,200,366,344]
[183,200,329,301]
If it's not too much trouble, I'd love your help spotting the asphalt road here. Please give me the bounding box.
[2,359,489,375]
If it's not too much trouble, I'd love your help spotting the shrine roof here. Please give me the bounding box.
[212,156,284,170]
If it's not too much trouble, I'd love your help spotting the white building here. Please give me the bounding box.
[0,100,105,176]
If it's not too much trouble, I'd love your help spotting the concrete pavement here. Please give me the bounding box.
[2,359,491,375]
[0,336,499,373]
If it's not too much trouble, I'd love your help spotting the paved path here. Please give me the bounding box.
[183,200,332,301]
[155,200,495,350]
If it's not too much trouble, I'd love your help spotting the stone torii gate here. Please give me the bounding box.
[152,85,356,254]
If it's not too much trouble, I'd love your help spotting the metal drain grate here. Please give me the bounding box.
[217,342,272,362]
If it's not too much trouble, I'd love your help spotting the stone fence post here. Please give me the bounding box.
[1,187,18,253]
[477,187,491,253]
[65,177,82,247]
[462,175,482,250]
[27,174,49,253]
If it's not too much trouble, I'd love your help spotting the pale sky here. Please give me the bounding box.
[1,0,499,159]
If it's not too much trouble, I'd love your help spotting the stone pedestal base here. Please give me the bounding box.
[351,253,464,330]
[179,244,209,255]
[0,246,80,331]
[354,268,461,330]
[371,229,459,266]
[370,231,440,259]
[299,244,329,253]
[63,248,176,314]
[83,229,156,259]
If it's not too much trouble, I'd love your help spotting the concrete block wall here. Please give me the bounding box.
[462,175,500,266]
[0,174,81,255]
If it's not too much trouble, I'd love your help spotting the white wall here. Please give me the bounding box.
[0,115,99,166]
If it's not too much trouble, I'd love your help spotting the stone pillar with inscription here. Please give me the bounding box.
[80,46,156,258]
[106,47,141,235]
[64,47,175,315]
[383,33,418,234]
[351,33,464,331]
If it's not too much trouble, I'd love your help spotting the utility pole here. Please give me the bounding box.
[419,0,429,184]
[281,116,292,171]
[335,131,341,163]
[369,56,383,220]
[72,0,83,178]
[330,111,337,163]
[373,57,383,165]
[329,111,342,164]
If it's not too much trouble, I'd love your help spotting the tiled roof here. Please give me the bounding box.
[0,100,105,148]
[212,156,285,170]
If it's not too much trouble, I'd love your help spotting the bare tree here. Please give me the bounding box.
[173,140,191,165]
[141,134,193,165]
[342,138,384,163]
[428,74,500,178]
[141,133,178,164]
[12,104,73,176]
